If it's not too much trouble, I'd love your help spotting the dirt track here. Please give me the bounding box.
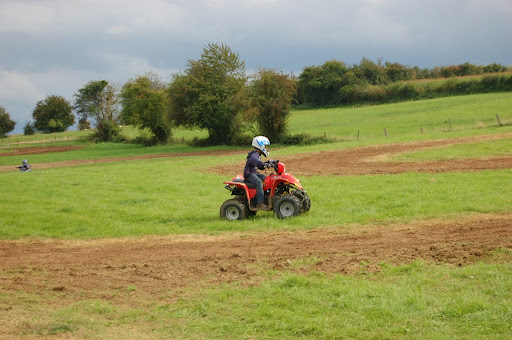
[1,134,511,307]
[214,133,512,176]
[0,145,83,156]
[0,149,244,172]
[1,214,511,303]
[2,133,512,174]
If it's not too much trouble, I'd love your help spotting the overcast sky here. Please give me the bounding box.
[1,0,511,133]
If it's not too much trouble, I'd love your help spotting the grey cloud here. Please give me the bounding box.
[1,0,511,133]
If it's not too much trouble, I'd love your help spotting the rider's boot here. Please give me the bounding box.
[255,202,268,211]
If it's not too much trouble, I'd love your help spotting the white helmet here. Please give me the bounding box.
[252,136,270,157]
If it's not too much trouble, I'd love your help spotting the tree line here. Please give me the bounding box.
[296,59,511,106]
[1,43,510,144]
[2,43,296,145]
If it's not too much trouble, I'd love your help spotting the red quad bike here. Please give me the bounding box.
[220,160,311,220]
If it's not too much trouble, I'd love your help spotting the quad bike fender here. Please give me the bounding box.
[268,174,304,209]
[271,173,303,190]
[223,180,257,200]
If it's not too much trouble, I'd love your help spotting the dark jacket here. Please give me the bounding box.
[244,150,266,179]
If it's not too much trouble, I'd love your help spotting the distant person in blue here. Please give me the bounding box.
[244,136,270,210]
[18,159,31,172]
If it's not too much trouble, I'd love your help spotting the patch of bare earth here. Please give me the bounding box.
[213,133,512,176]
[1,214,511,308]
[0,145,84,156]
[0,149,245,172]
[2,133,512,174]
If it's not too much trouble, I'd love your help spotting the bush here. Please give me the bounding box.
[92,120,121,142]
[78,118,91,130]
[0,106,16,137]
[397,84,420,101]
[296,59,511,107]
[23,122,36,135]
[498,74,512,91]
[455,79,479,94]
[364,85,387,103]
[276,133,329,146]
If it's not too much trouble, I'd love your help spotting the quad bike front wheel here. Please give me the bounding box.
[274,194,302,219]
[302,193,311,212]
[293,191,311,213]
[220,199,246,220]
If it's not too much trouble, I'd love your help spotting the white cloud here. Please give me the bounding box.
[0,68,43,102]
[0,1,56,35]
[106,25,132,35]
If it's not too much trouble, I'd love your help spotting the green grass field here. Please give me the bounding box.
[290,92,512,144]
[1,92,511,339]
[392,137,512,162]
[1,92,511,167]
[6,258,511,339]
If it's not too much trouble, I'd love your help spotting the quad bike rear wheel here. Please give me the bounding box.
[220,199,246,220]
[274,194,302,219]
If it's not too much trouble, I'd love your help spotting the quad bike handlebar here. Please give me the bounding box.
[264,159,279,171]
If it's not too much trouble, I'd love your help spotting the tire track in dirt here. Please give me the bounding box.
[1,133,511,174]
[1,214,511,302]
[0,145,84,156]
[0,149,245,172]
[213,133,512,176]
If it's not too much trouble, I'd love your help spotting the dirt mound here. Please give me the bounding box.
[214,133,512,176]
[0,145,84,156]
[1,214,510,303]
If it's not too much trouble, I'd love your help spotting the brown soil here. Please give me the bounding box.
[0,145,83,156]
[213,133,512,176]
[0,149,245,172]
[1,214,511,304]
[2,133,511,174]
[1,134,511,338]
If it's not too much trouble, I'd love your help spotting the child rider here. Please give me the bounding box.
[244,136,271,211]
[18,159,31,172]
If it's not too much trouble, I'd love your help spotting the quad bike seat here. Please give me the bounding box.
[232,178,257,189]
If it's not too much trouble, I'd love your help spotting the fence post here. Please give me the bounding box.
[384,128,388,137]
[496,114,503,126]
[357,130,360,140]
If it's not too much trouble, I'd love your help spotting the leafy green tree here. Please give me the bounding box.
[0,106,16,137]
[385,62,412,83]
[121,72,171,144]
[458,62,481,76]
[77,117,91,130]
[32,95,74,133]
[354,58,388,85]
[297,60,348,106]
[440,65,461,78]
[250,69,296,141]
[483,63,507,73]
[167,43,247,145]
[74,80,120,141]
[23,122,35,135]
